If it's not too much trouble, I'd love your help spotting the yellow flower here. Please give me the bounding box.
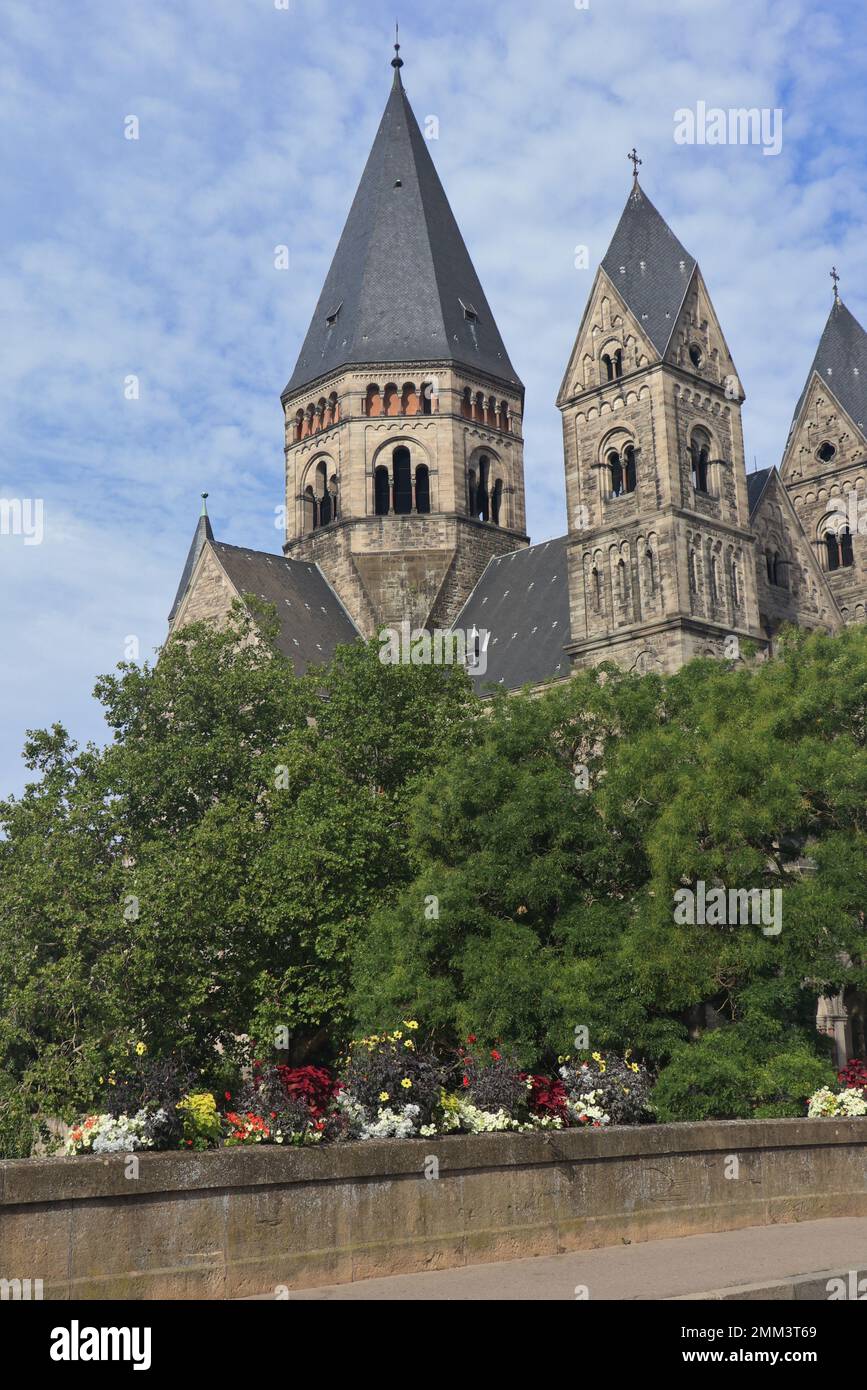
[592,1051,602,1062]
[400,1078,412,1089]
[394,1031,403,1040]
[404,1039,415,1049]
[404,1020,419,1030]
[135,1042,147,1056]
[379,1091,389,1102]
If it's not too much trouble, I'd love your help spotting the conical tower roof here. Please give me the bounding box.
[790,297,867,436]
[601,181,696,356]
[283,56,520,396]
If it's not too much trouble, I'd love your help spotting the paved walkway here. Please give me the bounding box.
[282,1218,867,1300]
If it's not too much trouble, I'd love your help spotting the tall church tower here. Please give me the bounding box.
[781,282,867,625]
[280,43,528,637]
[557,169,766,675]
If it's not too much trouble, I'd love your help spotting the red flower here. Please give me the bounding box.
[467,1035,477,1044]
[225,1091,232,1101]
[462,1076,469,1087]
[490,1050,501,1061]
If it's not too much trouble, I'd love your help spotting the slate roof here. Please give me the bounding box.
[790,298,867,437]
[452,535,571,692]
[746,466,774,515]
[283,67,520,396]
[601,182,696,357]
[169,511,214,622]
[211,542,360,675]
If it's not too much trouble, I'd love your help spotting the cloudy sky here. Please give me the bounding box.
[2,0,865,799]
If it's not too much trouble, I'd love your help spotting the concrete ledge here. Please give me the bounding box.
[1,1119,865,1299]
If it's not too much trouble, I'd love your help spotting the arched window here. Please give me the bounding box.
[730,556,740,607]
[823,526,853,571]
[607,444,636,497]
[393,446,412,514]
[473,391,485,422]
[691,430,711,493]
[841,526,855,567]
[710,554,720,602]
[602,353,613,382]
[294,409,304,441]
[384,384,399,417]
[401,382,419,415]
[415,464,430,514]
[498,400,509,432]
[614,348,623,379]
[645,548,656,595]
[616,557,626,602]
[366,384,382,417]
[304,484,317,531]
[461,388,473,419]
[329,473,339,522]
[688,548,698,593]
[591,565,601,609]
[374,465,390,516]
[486,396,497,426]
[476,455,490,521]
[420,381,434,415]
[491,477,503,525]
[315,461,331,526]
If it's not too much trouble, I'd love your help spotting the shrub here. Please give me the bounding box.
[227,1063,324,1144]
[274,1065,340,1118]
[560,1050,653,1126]
[176,1092,221,1149]
[339,1023,445,1134]
[0,1076,40,1159]
[652,1028,836,1122]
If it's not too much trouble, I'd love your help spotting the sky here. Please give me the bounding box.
[2,0,866,800]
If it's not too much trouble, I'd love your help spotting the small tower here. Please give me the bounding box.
[557,167,765,674]
[280,41,528,637]
[781,275,867,626]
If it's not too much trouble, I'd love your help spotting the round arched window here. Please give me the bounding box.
[689,344,703,369]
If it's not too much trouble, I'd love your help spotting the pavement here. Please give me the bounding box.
[269,1217,867,1300]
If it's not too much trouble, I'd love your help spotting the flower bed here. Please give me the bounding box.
[62,1028,656,1156]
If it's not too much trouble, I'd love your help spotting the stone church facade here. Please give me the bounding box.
[170,50,861,692]
[167,50,867,1065]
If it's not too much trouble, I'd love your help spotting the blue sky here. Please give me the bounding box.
[2,0,866,799]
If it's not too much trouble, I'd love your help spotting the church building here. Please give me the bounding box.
[169,44,866,696]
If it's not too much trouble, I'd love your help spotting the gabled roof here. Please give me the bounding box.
[746,466,774,515]
[790,298,867,437]
[169,510,214,622]
[601,182,696,357]
[453,535,571,692]
[212,543,360,674]
[283,64,520,396]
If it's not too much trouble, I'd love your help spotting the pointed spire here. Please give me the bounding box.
[169,497,214,622]
[283,58,519,396]
[391,22,403,86]
[790,296,867,436]
[601,180,695,356]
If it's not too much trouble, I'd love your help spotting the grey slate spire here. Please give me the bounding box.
[168,495,214,622]
[282,48,520,396]
[790,297,867,436]
[601,181,696,357]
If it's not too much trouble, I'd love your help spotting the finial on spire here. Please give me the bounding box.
[831,265,841,304]
[391,21,403,80]
[200,491,209,517]
[628,147,642,183]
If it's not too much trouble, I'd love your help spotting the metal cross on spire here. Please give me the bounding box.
[628,147,642,182]
[392,21,403,71]
[831,265,841,303]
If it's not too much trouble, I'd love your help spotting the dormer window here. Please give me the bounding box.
[460,300,478,323]
[325,303,342,327]
[817,441,837,463]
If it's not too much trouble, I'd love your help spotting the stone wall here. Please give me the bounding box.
[2,1119,866,1300]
